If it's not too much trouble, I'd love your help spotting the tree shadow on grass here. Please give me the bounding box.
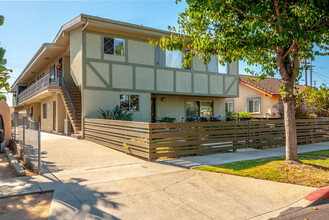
[302,162,329,171]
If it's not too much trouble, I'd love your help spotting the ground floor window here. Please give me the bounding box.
[120,95,139,112]
[248,98,261,113]
[225,100,234,113]
[30,106,34,118]
[186,101,213,122]
[42,103,47,119]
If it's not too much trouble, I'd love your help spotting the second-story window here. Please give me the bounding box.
[208,55,228,74]
[104,37,125,56]
[157,46,189,69]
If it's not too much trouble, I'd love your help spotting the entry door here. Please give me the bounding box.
[151,98,156,122]
[53,101,56,131]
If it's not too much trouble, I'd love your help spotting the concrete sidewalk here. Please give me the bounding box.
[162,142,329,168]
[0,133,328,219]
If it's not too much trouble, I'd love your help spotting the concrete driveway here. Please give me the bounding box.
[34,133,318,219]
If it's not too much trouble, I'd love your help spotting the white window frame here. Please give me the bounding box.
[247,98,261,114]
[225,100,234,113]
[104,37,125,56]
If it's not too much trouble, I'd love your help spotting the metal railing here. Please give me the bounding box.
[59,73,76,124]
[17,72,50,103]
[11,112,41,174]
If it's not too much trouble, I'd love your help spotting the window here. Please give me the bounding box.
[208,55,228,74]
[157,46,189,69]
[104,37,125,56]
[225,100,234,113]
[120,95,139,112]
[43,103,47,119]
[30,106,34,118]
[248,98,260,113]
[186,101,213,122]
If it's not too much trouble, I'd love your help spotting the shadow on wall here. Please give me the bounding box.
[0,99,11,146]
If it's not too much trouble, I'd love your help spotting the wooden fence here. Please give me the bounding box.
[84,118,329,161]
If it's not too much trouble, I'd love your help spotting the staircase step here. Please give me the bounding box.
[71,133,82,139]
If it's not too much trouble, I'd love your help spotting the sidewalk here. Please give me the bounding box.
[162,142,329,168]
[0,134,328,219]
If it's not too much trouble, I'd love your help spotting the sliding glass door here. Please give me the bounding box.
[186,101,213,122]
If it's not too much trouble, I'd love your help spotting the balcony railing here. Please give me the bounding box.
[17,72,52,104]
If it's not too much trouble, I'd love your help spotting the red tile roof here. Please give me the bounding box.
[239,75,307,96]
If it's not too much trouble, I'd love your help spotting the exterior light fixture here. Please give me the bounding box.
[161,97,165,102]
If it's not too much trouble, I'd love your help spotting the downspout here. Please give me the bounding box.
[82,18,89,31]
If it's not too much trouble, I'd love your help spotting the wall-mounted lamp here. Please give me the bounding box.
[161,97,165,102]
[45,57,50,60]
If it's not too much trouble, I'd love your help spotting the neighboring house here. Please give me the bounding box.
[225,75,306,118]
[11,14,239,136]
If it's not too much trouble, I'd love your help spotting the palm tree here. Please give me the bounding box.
[0,15,11,100]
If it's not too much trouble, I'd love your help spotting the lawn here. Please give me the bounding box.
[195,150,329,188]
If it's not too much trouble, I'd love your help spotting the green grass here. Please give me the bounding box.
[195,150,329,188]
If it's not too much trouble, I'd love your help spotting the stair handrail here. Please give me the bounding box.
[59,73,76,123]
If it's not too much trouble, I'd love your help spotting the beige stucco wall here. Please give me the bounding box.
[40,94,66,132]
[70,27,83,86]
[0,100,11,145]
[155,95,226,121]
[27,103,41,122]
[227,83,280,118]
[83,89,151,122]
[128,39,154,65]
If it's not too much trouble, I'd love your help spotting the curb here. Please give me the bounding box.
[304,186,329,206]
[250,187,329,219]
[5,147,26,176]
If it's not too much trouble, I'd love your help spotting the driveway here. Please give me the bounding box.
[34,133,318,219]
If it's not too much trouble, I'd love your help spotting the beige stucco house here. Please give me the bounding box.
[225,75,306,118]
[11,14,239,136]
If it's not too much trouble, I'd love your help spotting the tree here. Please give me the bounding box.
[0,15,10,98]
[304,85,329,117]
[156,0,329,162]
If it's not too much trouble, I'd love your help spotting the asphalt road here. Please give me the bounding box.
[272,200,329,220]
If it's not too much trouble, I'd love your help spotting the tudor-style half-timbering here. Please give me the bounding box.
[82,31,239,97]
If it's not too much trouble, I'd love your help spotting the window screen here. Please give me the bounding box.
[104,37,114,54]
[104,37,124,56]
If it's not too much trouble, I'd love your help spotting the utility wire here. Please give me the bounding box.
[312,71,329,86]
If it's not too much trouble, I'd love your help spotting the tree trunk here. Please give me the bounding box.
[283,83,299,162]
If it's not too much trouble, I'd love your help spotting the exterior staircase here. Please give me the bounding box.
[60,86,82,138]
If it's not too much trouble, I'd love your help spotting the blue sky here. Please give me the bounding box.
[1,0,329,104]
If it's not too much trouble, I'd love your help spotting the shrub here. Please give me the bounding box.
[98,105,133,121]
[160,117,175,123]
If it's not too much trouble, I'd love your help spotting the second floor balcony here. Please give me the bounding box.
[17,71,60,104]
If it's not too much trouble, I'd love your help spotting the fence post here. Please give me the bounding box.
[233,121,237,152]
[13,113,16,140]
[148,124,152,162]
[37,121,41,174]
[247,121,250,148]
[310,120,314,143]
[22,117,25,156]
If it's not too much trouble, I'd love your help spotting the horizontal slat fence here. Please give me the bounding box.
[84,118,329,161]
[84,118,151,159]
